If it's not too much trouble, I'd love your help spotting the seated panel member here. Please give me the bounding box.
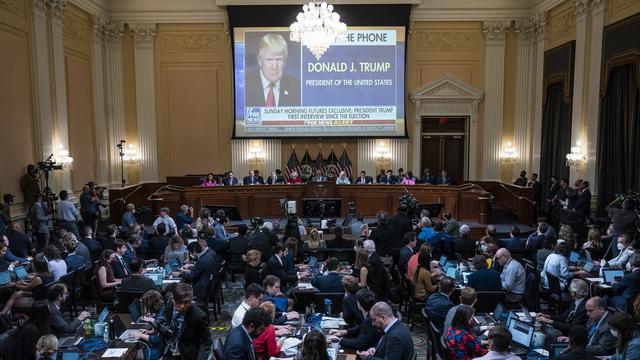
[336,171,351,185]
[266,169,286,185]
[243,169,264,185]
[328,289,381,351]
[436,169,452,185]
[222,171,240,186]
[311,169,327,182]
[311,257,344,293]
[355,171,373,184]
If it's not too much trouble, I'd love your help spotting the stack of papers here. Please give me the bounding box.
[280,337,302,350]
[297,283,314,289]
[103,348,128,357]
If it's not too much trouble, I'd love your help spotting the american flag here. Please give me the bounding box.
[338,148,353,178]
[313,151,326,175]
[284,149,301,180]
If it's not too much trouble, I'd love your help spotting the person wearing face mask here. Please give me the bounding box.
[609,253,640,311]
[603,234,634,268]
[537,279,589,336]
[606,311,640,360]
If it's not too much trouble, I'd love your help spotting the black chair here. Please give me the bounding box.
[211,262,226,321]
[226,250,245,282]
[313,292,344,316]
[545,272,572,313]
[429,321,447,360]
[475,291,506,313]
[115,290,148,313]
[58,271,75,317]
[196,274,214,321]
[422,308,435,360]
[406,278,427,331]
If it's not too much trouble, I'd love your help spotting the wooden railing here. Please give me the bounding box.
[469,181,537,226]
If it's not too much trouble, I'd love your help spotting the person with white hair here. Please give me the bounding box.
[360,240,389,299]
[176,204,194,231]
[417,217,435,241]
[336,171,351,185]
[454,224,475,258]
[247,221,278,260]
[536,278,589,335]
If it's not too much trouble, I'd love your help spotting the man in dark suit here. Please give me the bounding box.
[228,224,250,255]
[467,255,502,292]
[356,302,414,360]
[584,297,616,356]
[245,33,300,108]
[120,258,156,293]
[79,225,101,261]
[376,170,387,184]
[224,308,271,360]
[247,222,278,262]
[163,283,212,360]
[388,206,412,257]
[610,254,640,310]
[243,170,264,186]
[356,171,373,184]
[528,173,543,203]
[505,225,524,251]
[113,239,130,279]
[329,289,381,351]
[47,283,90,338]
[513,170,528,186]
[424,277,456,333]
[178,241,220,302]
[537,278,589,335]
[6,223,32,258]
[573,181,592,219]
[454,225,476,259]
[262,242,300,292]
[398,233,416,276]
[311,257,344,293]
[327,226,350,248]
[384,170,397,184]
[222,171,239,186]
[311,169,327,182]
[63,240,86,272]
[435,169,452,185]
[147,223,170,262]
[341,276,364,327]
[369,211,396,256]
[100,223,119,252]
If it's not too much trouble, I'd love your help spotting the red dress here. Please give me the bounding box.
[288,177,304,184]
[252,324,280,360]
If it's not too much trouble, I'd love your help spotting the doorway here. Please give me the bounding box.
[420,117,467,181]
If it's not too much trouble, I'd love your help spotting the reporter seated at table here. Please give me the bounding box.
[604,234,634,268]
[327,226,350,248]
[536,278,589,336]
[232,283,266,328]
[329,289,381,351]
[253,302,290,360]
[360,240,389,300]
[445,305,488,360]
[303,228,326,249]
[554,326,601,360]
[163,234,188,266]
[129,290,166,360]
[44,245,67,281]
[356,302,415,360]
[424,277,456,333]
[93,249,121,302]
[413,252,437,301]
[262,275,298,324]
[466,255,501,292]
[609,253,640,311]
[47,283,90,338]
[606,311,640,360]
[311,257,344,293]
[263,243,308,293]
[442,287,481,341]
[473,325,520,360]
[299,330,330,360]
[120,258,156,293]
[342,275,364,327]
[541,242,586,290]
[243,250,262,287]
[0,254,53,313]
[112,239,131,279]
[225,308,272,360]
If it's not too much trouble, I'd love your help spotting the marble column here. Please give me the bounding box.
[31,0,54,161]
[131,23,159,183]
[513,18,536,177]
[104,21,126,186]
[49,0,72,191]
[531,13,548,174]
[91,16,110,186]
[584,0,606,195]
[482,21,509,181]
[569,0,589,183]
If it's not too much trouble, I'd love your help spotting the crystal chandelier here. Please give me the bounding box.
[499,142,518,165]
[566,141,586,167]
[290,1,347,60]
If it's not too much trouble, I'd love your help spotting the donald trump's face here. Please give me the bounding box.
[258,48,286,83]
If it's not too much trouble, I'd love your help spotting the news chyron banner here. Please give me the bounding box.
[234,26,406,138]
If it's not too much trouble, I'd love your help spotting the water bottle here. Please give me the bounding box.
[324,298,332,316]
[103,323,110,343]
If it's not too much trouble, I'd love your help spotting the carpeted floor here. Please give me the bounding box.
[210,276,429,360]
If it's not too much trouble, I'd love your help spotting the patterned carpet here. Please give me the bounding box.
[210,277,429,360]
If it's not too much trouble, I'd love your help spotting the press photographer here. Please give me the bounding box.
[19,164,41,210]
[80,183,101,233]
[605,190,640,238]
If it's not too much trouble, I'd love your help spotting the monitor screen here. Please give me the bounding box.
[14,266,28,280]
[233,27,406,138]
[145,273,163,286]
[508,319,534,348]
[59,351,80,360]
[583,260,595,272]
[493,303,505,321]
[603,269,625,284]
[439,255,447,267]
[445,267,457,279]
[569,251,579,263]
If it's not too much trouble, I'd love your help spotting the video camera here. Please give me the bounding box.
[250,217,264,229]
[37,154,63,172]
[615,190,640,211]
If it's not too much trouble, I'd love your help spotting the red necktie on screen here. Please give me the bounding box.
[266,83,275,107]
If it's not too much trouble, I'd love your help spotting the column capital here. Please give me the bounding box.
[104,21,124,44]
[531,12,548,36]
[49,0,66,22]
[92,15,109,41]
[33,0,47,17]
[592,0,606,15]
[573,0,589,19]
[514,18,535,40]
[482,21,510,41]
[131,23,157,45]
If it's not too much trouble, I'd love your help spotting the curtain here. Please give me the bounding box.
[596,64,640,215]
[539,82,572,206]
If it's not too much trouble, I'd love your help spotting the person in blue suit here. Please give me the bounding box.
[424,277,456,333]
[466,255,502,292]
[177,241,220,302]
[311,257,344,293]
[63,240,85,272]
[224,308,272,360]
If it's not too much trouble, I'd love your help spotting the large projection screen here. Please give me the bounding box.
[233,26,406,138]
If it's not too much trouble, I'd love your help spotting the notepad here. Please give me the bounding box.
[280,337,302,350]
[585,277,604,282]
[102,348,128,357]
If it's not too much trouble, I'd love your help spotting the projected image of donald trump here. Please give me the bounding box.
[245,33,301,107]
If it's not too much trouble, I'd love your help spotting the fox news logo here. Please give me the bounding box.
[245,108,262,124]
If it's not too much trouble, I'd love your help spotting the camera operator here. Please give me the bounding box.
[80,184,100,233]
[56,190,80,239]
[606,195,639,238]
[162,283,212,360]
[19,165,40,210]
[29,193,49,252]
[0,194,14,234]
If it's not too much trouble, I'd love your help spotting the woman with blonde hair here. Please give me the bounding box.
[243,249,262,287]
[582,228,604,260]
[558,224,576,246]
[305,229,326,249]
[253,302,286,360]
[164,235,189,265]
[36,334,58,360]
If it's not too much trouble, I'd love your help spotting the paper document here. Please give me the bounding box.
[281,337,302,350]
[102,348,128,357]
[585,277,604,282]
[297,283,314,289]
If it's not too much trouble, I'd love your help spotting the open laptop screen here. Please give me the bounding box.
[14,266,28,280]
[569,251,579,263]
[0,271,11,286]
[493,303,505,321]
[583,260,595,273]
[439,255,447,267]
[98,307,109,323]
[602,269,625,284]
[508,319,534,349]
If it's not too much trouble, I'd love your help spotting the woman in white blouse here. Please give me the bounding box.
[44,244,67,281]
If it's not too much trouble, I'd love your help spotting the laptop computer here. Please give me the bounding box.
[98,307,110,323]
[57,349,80,360]
[508,319,534,355]
[569,251,580,265]
[129,299,142,323]
[58,325,84,348]
[474,303,505,326]
[14,266,28,280]
[439,255,447,268]
[0,271,11,286]
[445,266,457,279]
[583,260,595,273]
[308,256,318,268]
[144,272,163,286]
[549,342,569,359]
[503,311,518,327]
[266,296,289,313]
[602,269,625,284]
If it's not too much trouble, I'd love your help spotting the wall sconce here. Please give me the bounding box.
[566,140,586,167]
[375,141,391,172]
[57,146,74,169]
[123,144,139,167]
[499,142,518,165]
